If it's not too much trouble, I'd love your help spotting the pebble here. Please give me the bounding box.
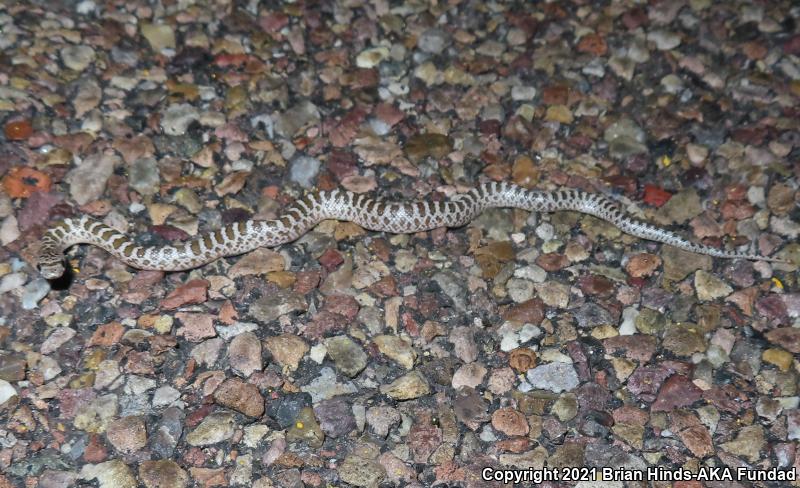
[139,460,188,488]
[40,327,76,354]
[285,406,324,448]
[175,313,216,342]
[141,23,176,51]
[356,47,389,68]
[0,379,18,407]
[66,151,117,205]
[603,118,647,158]
[452,362,487,389]
[662,246,711,282]
[534,282,570,308]
[264,334,308,372]
[186,412,236,446]
[647,30,682,50]
[60,45,95,71]
[405,133,453,161]
[651,375,702,412]
[719,425,765,462]
[756,397,782,421]
[552,394,579,421]
[314,398,356,438]
[608,55,636,80]
[625,253,661,278]
[338,453,386,487]
[273,101,320,138]
[663,323,707,356]
[491,407,529,436]
[249,289,307,323]
[228,248,284,278]
[106,416,147,454]
[686,143,709,164]
[22,276,53,308]
[230,454,253,486]
[418,28,449,54]
[656,189,703,225]
[301,367,358,402]
[508,348,538,373]
[511,86,537,101]
[38,470,79,487]
[129,158,160,196]
[526,362,580,393]
[380,371,431,400]
[213,378,264,417]
[506,278,535,303]
[573,303,615,329]
[0,215,20,245]
[161,104,200,136]
[80,459,136,488]
[762,348,793,372]
[374,335,416,369]
[366,406,401,437]
[324,335,367,377]
[151,386,181,408]
[787,411,800,440]
[189,338,224,367]
[694,270,733,301]
[266,392,311,429]
[0,272,26,295]
[228,332,262,377]
[448,327,478,363]
[218,319,257,340]
[289,155,321,188]
[0,356,25,382]
[545,105,574,124]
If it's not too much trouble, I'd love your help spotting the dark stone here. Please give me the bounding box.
[314,398,356,438]
[266,392,313,429]
[152,407,185,458]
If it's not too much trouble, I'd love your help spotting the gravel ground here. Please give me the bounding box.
[1,1,800,487]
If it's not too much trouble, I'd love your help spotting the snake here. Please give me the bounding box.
[37,181,784,279]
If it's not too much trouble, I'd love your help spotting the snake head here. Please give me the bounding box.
[38,260,66,280]
[38,233,67,279]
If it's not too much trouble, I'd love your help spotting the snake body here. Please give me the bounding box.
[37,182,782,279]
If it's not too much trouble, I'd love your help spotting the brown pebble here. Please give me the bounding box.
[491,407,529,436]
[213,378,265,417]
[160,279,209,309]
[625,253,662,278]
[508,348,538,373]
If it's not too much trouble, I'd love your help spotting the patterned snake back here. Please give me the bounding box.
[37,182,783,279]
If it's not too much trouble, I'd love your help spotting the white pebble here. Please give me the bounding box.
[619,307,639,335]
[75,0,97,14]
[535,222,555,240]
[0,215,20,245]
[0,379,18,406]
[0,272,26,295]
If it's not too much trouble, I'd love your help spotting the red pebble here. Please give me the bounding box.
[4,119,33,140]
[318,248,344,271]
[642,184,672,207]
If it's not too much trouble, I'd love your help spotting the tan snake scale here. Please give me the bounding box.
[38,182,783,279]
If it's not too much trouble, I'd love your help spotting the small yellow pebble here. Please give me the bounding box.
[763,348,793,372]
[83,348,106,370]
[295,421,304,429]
[591,324,619,339]
[661,155,672,167]
[772,277,784,290]
[154,315,174,334]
